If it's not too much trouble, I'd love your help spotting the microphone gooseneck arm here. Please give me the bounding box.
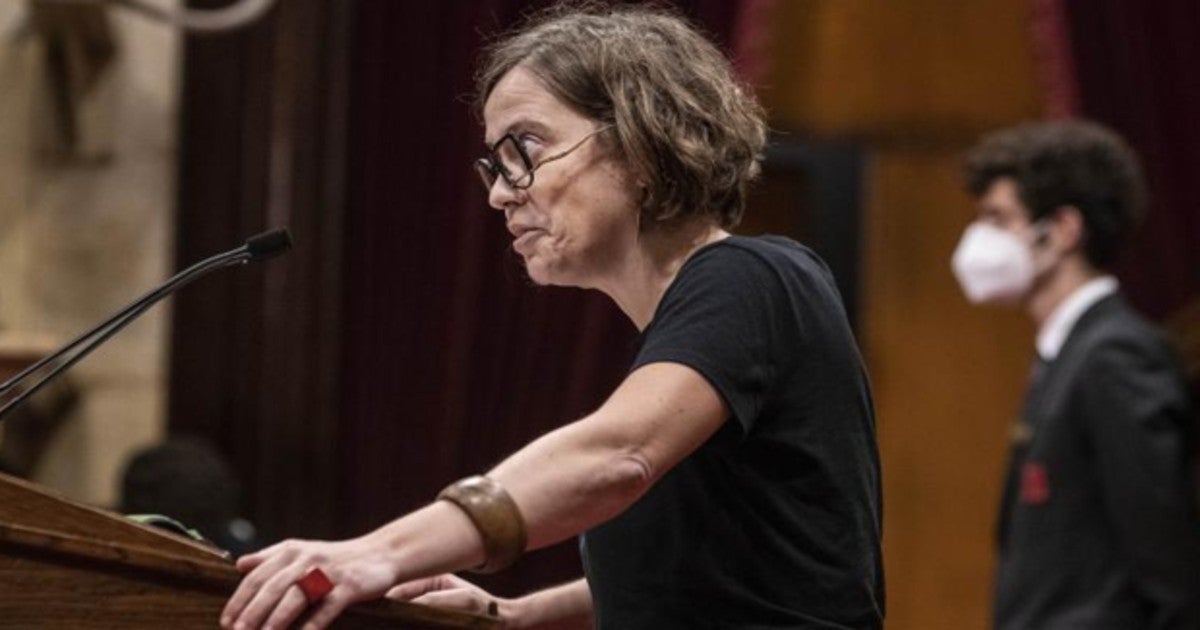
[0,228,292,423]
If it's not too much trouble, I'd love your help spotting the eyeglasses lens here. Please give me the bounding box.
[477,136,535,193]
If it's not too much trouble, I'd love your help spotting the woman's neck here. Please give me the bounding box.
[598,220,729,331]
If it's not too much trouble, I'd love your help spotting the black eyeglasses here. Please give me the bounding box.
[474,125,612,193]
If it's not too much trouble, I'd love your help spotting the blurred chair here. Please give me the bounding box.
[118,436,260,556]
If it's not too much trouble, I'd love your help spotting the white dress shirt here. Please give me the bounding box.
[1035,275,1119,361]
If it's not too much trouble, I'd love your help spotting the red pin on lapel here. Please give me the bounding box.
[1021,461,1051,505]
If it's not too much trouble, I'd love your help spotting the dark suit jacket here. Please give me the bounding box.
[994,294,1200,630]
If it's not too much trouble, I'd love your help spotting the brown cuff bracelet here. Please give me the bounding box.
[437,475,528,574]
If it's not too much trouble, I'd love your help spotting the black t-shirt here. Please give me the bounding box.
[581,235,884,629]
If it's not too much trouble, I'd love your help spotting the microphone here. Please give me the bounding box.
[0,228,293,423]
[245,228,292,261]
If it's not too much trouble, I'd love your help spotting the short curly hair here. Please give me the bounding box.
[964,120,1147,269]
[475,2,767,229]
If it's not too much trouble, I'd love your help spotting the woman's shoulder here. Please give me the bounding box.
[686,234,832,283]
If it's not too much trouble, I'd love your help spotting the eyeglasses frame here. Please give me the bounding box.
[475,125,613,193]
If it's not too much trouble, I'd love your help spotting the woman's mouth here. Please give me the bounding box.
[512,228,543,253]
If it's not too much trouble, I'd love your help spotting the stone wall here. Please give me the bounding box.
[0,1,178,507]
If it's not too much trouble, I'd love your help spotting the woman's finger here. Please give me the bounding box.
[299,585,354,630]
[222,551,295,627]
[228,562,310,630]
[385,575,455,601]
[385,580,432,601]
[439,574,472,589]
[235,550,269,573]
[234,539,289,572]
[411,588,490,614]
[261,585,309,630]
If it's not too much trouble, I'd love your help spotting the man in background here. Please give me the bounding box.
[951,120,1200,628]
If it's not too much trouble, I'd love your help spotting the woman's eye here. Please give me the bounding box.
[519,135,543,159]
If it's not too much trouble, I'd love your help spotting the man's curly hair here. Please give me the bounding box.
[965,120,1147,269]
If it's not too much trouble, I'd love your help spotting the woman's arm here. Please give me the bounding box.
[488,361,728,547]
[222,361,726,629]
[389,575,593,629]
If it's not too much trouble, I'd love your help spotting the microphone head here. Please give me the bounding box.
[245,229,292,261]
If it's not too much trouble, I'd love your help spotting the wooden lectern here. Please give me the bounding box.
[0,472,498,628]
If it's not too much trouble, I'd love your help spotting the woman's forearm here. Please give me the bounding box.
[366,501,487,582]
[362,364,724,585]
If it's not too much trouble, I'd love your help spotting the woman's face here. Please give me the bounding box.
[482,66,641,288]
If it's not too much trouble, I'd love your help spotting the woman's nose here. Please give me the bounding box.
[487,177,523,211]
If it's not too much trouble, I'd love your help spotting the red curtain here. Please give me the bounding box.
[1059,0,1200,321]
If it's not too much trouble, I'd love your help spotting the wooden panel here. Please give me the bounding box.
[0,548,234,629]
[0,471,224,561]
[862,150,1033,630]
[0,544,496,629]
[763,0,1042,139]
[0,472,497,628]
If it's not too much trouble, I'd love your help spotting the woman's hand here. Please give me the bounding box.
[220,534,399,630]
[388,574,516,625]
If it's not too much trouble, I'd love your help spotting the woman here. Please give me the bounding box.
[221,5,883,629]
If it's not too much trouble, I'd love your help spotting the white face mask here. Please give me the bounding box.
[951,222,1039,304]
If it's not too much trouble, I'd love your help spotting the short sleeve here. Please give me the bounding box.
[633,244,802,434]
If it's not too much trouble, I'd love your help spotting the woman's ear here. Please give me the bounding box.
[638,182,652,209]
